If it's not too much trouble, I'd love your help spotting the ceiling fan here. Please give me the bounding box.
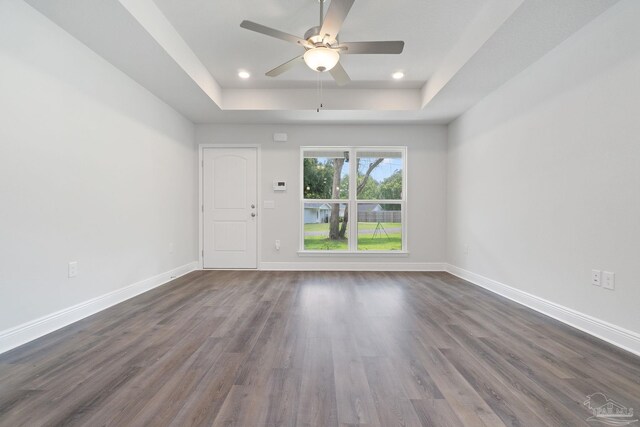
[239,0,405,86]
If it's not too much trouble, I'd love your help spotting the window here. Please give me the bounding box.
[301,147,407,253]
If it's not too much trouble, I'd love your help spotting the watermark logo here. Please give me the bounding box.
[584,393,638,426]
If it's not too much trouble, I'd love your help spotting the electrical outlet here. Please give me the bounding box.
[68,261,78,278]
[602,271,615,290]
[591,270,601,286]
[275,240,281,251]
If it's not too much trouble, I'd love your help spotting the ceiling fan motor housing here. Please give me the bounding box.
[304,26,321,42]
[304,26,337,46]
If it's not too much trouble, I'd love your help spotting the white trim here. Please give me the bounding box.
[199,144,261,270]
[445,264,640,357]
[0,262,199,355]
[296,250,409,256]
[260,262,444,271]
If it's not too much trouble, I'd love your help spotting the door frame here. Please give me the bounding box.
[199,144,261,270]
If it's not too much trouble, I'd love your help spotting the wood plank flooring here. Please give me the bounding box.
[1,271,639,426]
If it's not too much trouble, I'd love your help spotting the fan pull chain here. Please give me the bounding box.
[317,72,324,113]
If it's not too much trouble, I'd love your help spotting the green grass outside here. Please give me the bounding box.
[356,235,402,251]
[304,237,349,251]
[303,222,402,251]
[302,222,337,232]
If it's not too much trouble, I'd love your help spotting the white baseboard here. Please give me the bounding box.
[259,262,446,271]
[445,264,640,357]
[0,261,199,355]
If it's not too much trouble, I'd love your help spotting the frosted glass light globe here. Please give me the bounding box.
[303,47,340,72]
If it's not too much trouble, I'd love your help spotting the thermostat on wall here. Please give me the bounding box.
[273,180,287,191]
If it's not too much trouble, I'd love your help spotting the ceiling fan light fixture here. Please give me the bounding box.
[303,47,340,72]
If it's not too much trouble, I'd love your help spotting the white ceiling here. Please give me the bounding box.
[152,0,484,89]
[24,0,620,124]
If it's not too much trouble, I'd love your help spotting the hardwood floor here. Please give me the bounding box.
[1,271,639,426]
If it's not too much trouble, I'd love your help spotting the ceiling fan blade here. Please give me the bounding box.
[329,62,351,86]
[319,0,355,42]
[338,41,405,54]
[266,56,305,77]
[240,20,312,48]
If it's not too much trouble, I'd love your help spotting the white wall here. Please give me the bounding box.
[0,0,198,333]
[447,0,640,334]
[196,124,448,269]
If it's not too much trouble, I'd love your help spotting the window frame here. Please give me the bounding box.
[299,146,408,255]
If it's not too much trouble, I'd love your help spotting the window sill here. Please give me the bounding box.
[297,250,410,257]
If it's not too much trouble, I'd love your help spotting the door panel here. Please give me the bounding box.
[213,155,246,209]
[203,148,257,268]
[213,222,246,251]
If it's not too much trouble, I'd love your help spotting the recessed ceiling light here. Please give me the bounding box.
[238,70,250,79]
[392,71,404,80]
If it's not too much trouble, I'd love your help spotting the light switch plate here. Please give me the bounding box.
[591,270,601,286]
[68,261,78,278]
[263,200,275,209]
[602,271,615,290]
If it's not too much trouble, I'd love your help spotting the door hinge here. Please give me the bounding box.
[201,160,204,167]
[201,249,204,257]
[201,205,204,213]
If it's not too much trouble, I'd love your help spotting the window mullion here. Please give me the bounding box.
[300,148,303,252]
[349,148,357,251]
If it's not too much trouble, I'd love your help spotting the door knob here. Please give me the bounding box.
[251,213,256,217]
[251,204,255,209]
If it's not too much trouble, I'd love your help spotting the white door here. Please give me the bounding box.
[203,147,257,268]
